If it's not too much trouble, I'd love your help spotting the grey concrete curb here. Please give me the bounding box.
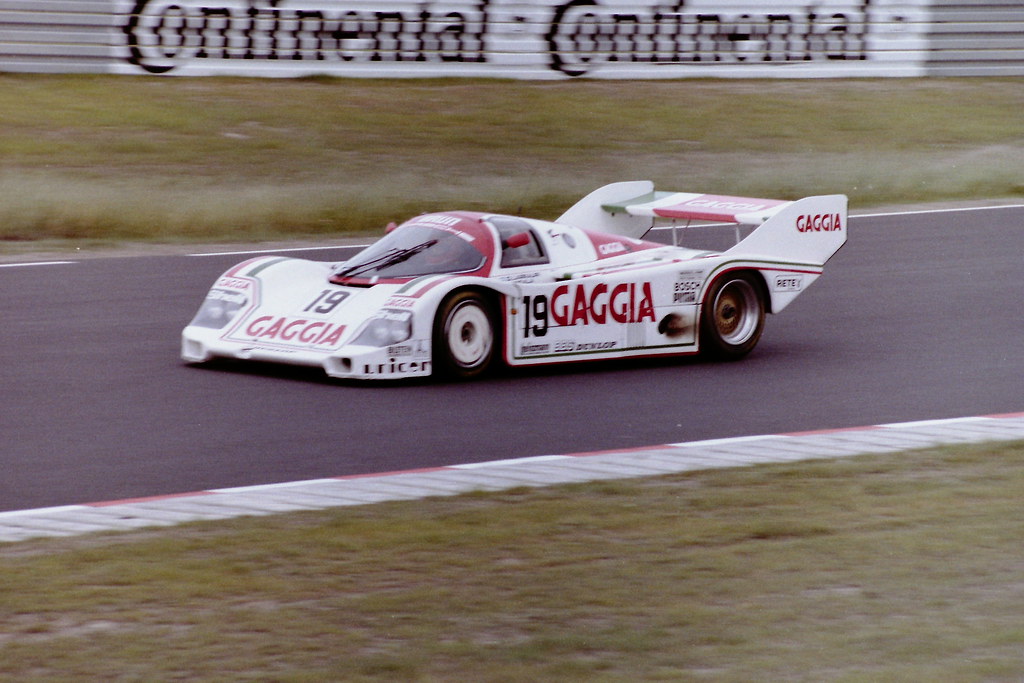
[2,413,1022,543]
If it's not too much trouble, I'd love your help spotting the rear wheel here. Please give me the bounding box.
[433,291,497,379]
[700,272,765,360]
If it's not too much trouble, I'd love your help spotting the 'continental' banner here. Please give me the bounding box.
[9,0,1024,79]
[118,0,925,77]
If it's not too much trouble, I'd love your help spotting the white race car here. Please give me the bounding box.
[182,181,847,380]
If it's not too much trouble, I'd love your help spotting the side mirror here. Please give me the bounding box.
[504,232,531,249]
[385,222,398,234]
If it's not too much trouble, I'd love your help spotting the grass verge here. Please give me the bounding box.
[3,440,1024,681]
[1,75,1023,246]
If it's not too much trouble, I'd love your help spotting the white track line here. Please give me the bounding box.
[189,245,361,257]
[0,261,75,268]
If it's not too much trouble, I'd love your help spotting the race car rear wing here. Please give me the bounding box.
[601,190,791,225]
[557,181,847,267]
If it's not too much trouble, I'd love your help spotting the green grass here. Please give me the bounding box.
[2,74,1022,678]
[3,441,1024,680]
[0,75,1022,246]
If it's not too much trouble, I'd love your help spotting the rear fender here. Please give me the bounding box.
[727,194,848,267]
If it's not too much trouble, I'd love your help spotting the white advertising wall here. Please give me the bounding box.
[2,0,1022,78]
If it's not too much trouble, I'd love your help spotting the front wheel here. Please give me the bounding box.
[433,291,497,379]
[700,272,765,360]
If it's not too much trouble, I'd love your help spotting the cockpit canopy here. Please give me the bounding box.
[331,214,491,283]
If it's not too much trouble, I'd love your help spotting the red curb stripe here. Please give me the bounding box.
[780,425,884,437]
[332,466,451,481]
[569,444,673,457]
[87,490,216,507]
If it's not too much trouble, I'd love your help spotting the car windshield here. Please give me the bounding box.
[333,225,486,280]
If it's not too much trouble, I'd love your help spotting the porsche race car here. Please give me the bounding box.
[181,181,847,380]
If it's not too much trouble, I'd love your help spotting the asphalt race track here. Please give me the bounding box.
[1,205,1021,512]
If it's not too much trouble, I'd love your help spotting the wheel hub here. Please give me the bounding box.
[713,281,758,344]
[446,302,492,368]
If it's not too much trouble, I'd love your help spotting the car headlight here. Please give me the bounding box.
[189,289,248,329]
[353,310,413,347]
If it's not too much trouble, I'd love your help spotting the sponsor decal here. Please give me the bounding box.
[673,279,701,304]
[497,272,542,284]
[520,281,655,339]
[550,281,655,326]
[215,276,252,291]
[589,232,658,260]
[520,343,551,355]
[565,340,617,352]
[796,213,843,232]
[236,315,347,348]
[205,288,247,306]
[549,339,617,354]
[363,359,432,375]
[387,344,414,356]
[683,198,769,213]
[773,275,804,292]
[384,296,418,308]
[376,309,413,324]
[598,241,627,256]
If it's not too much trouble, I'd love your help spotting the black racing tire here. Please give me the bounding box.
[699,272,766,360]
[433,290,497,379]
